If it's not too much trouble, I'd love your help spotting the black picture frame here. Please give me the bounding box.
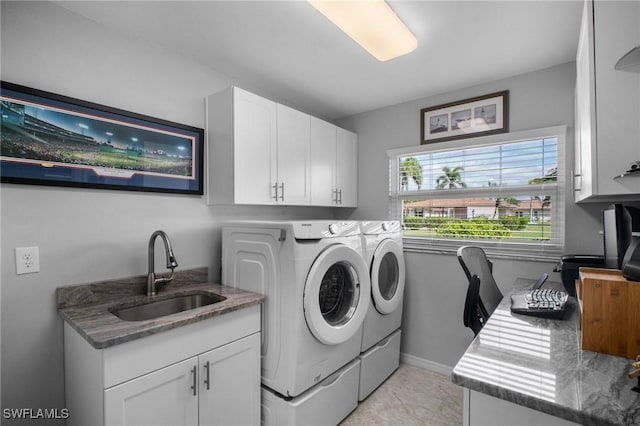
[420,90,509,144]
[1,81,204,195]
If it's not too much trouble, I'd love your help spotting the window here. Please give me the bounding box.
[388,126,565,260]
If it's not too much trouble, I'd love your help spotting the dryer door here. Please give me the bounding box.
[303,245,371,345]
[370,239,405,315]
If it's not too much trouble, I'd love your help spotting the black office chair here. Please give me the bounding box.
[457,246,504,336]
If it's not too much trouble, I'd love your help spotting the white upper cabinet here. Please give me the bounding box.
[336,127,358,207]
[207,87,277,205]
[310,117,337,206]
[574,0,640,202]
[208,87,357,207]
[232,87,278,205]
[275,103,311,205]
[310,117,358,207]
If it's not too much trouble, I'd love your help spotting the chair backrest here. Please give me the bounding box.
[463,275,484,335]
[457,246,504,334]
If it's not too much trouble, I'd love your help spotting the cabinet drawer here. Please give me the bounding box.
[358,329,401,400]
[262,358,360,426]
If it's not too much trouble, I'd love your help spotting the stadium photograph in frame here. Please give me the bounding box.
[1,81,204,195]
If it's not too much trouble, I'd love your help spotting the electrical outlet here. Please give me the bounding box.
[16,246,40,275]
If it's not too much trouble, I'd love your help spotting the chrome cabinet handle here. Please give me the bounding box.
[572,169,582,192]
[332,189,338,203]
[338,189,342,204]
[272,182,278,200]
[279,182,284,201]
[190,365,197,396]
[203,361,210,391]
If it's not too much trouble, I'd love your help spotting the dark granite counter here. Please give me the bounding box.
[452,277,640,426]
[57,267,264,349]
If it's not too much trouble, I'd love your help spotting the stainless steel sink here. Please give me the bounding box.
[111,293,227,321]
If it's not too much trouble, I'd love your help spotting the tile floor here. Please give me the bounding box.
[340,364,463,426]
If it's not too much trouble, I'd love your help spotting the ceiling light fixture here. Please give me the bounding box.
[308,0,417,62]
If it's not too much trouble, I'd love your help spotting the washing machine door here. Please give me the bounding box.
[303,245,371,345]
[370,239,405,315]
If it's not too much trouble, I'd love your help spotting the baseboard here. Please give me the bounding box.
[400,352,453,376]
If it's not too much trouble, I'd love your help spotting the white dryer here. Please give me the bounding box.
[358,220,405,400]
[222,220,371,424]
[360,220,405,351]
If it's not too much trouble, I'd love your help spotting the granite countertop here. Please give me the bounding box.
[452,277,640,426]
[57,267,264,350]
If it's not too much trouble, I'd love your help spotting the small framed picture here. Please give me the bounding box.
[420,90,509,144]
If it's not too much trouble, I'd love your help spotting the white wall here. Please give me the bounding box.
[337,62,617,368]
[0,2,335,422]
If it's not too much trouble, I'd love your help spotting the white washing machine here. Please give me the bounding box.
[222,220,371,424]
[358,220,406,400]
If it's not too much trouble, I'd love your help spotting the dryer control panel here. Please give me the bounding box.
[360,220,402,235]
[292,221,360,239]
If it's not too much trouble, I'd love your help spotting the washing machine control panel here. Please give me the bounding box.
[291,221,360,239]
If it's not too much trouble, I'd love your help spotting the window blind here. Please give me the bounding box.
[388,126,566,260]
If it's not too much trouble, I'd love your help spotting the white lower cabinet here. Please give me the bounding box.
[105,357,199,426]
[65,305,261,426]
[198,333,260,426]
[464,389,581,426]
[104,334,259,426]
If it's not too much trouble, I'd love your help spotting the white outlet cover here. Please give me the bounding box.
[16,246,40,274]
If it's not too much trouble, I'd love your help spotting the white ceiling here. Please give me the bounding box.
[54,0,583,121]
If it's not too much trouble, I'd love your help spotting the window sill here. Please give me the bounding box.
[402,237,563,262]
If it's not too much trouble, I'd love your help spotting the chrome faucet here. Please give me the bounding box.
[146,230,179,296]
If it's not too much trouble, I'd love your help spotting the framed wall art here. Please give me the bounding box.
[420,90,509,144]
[1,81,204,195]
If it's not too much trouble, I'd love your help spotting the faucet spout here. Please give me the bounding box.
[147,230,179,296]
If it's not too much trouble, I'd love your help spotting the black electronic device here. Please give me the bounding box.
[558,204,640,295]
[603,204,640,269]
[530,272,549,290]
[622,237,640,282]
[510,273,568,319]
[558,255,604,296]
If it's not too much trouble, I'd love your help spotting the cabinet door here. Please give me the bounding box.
[467,389,581,426]
[575,0,640,202]
[199,333,261,426]
[104,357,198,426]
[276,103,311,205]
[310,117,338,206]
[574,0,596,201]
[336,128,358,207]
[233,88,278,205]
[592,0,640,197]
